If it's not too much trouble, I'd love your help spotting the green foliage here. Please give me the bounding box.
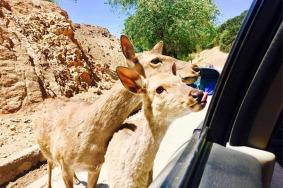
[44,0,55,2]
[108,0,219,60]
[218,10,247,52]
[107,0,138,7]
[184,53,195,63]
[219,30,234,52]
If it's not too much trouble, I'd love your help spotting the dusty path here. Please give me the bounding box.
[5,163,47,188]
[193,46,228,72]
[0,111,36,160]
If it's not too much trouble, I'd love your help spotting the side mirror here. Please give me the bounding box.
[189,68,220,95]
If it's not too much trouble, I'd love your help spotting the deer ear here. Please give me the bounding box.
[152,41,164,54]
[120,35,136,61]
[172,63,177,76]
[120,35,146,77]
[116,66,145,94]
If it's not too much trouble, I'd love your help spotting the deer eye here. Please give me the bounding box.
[150,58,162,64]
[156,86,166,94]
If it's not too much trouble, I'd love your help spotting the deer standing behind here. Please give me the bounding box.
[104,64,207,188]
[35,35,200,188]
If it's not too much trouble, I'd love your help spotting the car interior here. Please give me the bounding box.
[150,0,282,187]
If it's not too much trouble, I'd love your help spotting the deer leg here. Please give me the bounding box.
[73,172,80,185]
[47,161,53,188]
[87,168,101,188]
[147,169,153,186]
[60,161,74,188]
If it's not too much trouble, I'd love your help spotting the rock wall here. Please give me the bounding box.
[0,0,125,114]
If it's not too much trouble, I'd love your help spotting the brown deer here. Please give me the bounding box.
[35,35,200,188]
[103,64,207,188]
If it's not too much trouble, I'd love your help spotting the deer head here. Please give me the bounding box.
[116,64,207,124]
[120,35,199,84]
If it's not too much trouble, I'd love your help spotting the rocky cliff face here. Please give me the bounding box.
[0,0,125,114]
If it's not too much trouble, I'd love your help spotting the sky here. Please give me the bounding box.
[57,0,254,37]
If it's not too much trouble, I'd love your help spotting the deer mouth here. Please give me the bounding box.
[190,92,208,110]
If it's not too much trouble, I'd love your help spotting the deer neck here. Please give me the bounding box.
[141,95,171,145]
[129,95,172,173]
[87,81,142,140]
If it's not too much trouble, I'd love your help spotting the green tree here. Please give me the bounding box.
[218,10,247,52]
[108,0,219,59]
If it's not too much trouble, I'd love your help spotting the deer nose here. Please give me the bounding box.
[191,90,203,103]
[192,65,200,73]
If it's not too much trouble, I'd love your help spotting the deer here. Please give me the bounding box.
[35,35,200,188]
[102,64,208,188]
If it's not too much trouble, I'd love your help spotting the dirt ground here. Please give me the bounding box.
[192,46,228,72]
[0,110,37,160]
[5,163,48,188]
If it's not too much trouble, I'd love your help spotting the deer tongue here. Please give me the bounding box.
[201,92,208,102]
